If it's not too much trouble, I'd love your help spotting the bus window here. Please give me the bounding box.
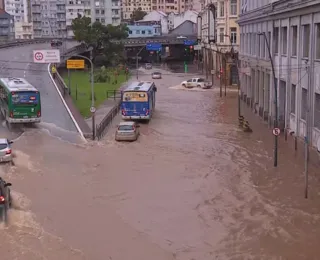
[11,92,39,106]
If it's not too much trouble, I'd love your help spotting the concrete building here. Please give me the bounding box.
[127,24,161,37]
[122,0,151,20]
[30,0,66,38]
[66,0,121,38]
[0,9,14,41]
[198,0,240,85]
[238,0,320,149]
[140,10,168,34]
[169,20,197,36]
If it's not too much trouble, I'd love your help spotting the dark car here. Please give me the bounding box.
[0,177,12,223]
[51,39,62,47]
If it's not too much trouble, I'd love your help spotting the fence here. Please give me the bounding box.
[96,100,121,140]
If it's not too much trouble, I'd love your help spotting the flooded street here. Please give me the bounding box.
[0,68,320,259]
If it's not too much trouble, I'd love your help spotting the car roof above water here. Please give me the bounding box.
[119,121,135,126]
[0,138,8,144]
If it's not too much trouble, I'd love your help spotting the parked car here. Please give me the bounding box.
[145,63,152,70]
[181,78,212,89]
[0,177,12,224]
[115,121,140,141]
[0,138,13,164]
[51,39,62,47]
[152,72,162,79]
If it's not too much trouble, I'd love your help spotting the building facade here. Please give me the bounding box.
[0,9,14,41]
[198,0,240,85]
[122,0,151,20]
[127,24,161,37]
[238,0,320,149]
[66,0,121,37]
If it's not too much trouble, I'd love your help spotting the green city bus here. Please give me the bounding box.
[0,77,41,125]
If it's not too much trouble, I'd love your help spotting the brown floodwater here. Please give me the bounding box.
[0,69,319,260]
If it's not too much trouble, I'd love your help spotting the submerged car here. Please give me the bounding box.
[115,121,140,141]
[181,78,212,89]
[152,72,162,79]
[0,178,12,223]
[0,139,13,163]
[145,63,152,70]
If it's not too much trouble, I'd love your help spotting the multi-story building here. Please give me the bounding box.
[4,0,33,38]
[66,0,121,37]
[0,9,14,41]
[127,23,161,37]
[238,0,320,149]
[198,0,240,85]
[122,0,151,21]
[31,0,66,38]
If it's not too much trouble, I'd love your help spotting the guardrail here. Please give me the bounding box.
[112,36,197,46]
[96,100,121,140]
[0,38,75,49]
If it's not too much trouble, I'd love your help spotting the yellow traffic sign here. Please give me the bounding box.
[67,59,85,69]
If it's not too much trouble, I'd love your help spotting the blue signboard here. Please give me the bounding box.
[146,43,162,51]
[183,39,197,46]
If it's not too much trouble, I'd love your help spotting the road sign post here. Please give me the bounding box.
[33,50,60,63]
[184,61,188,73]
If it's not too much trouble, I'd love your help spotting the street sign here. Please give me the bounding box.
[90,106,96,113]
[146,43,162,51]
[183,39,196,46]
[194,45,201,50]
[272,128,281,136]
[67,59,85,69]
[33,49,60,63]
[211,70,215,75]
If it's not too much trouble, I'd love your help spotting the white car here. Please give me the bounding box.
[181,78,212,89]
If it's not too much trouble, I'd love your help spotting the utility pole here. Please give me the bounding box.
[304,63,311,199]
[136,45,145,80]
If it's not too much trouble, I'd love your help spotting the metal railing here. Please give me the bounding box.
[96,100,121,140]
[0,38,75,49]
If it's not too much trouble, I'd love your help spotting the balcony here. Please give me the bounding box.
[57,9,65,13]
[57,17,66,21]
[112,14,120,18]
[32,9,41,13]
[112,5,121,9]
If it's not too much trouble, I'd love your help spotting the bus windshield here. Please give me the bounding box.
[122,91,148,102]
[11,91,39,106]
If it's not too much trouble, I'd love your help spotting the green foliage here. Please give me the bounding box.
[71,15,129,66]
[94,66,110,83]
[131,9,147,21]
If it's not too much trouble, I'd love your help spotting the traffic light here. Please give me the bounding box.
[190,46,193,50]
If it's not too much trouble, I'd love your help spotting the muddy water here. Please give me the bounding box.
[0,70,319,259]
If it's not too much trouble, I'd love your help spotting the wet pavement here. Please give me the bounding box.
[0,68,320,259]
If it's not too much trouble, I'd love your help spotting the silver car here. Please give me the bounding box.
[152,72,162,79]
[115,121,140,141]
[0,139,13,163]
[145,63,152,70]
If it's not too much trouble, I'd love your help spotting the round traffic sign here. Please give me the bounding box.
[272,128,281,136]
[34,52,43,61]
[90,106,96,113]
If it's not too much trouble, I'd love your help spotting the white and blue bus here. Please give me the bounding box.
[121,81,157,121]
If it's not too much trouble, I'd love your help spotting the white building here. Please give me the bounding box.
[141,11,169,34]
[238,0,320,149]
[66,0,121,38]
[5,0,33,39]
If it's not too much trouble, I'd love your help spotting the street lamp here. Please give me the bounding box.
[71,54,95,139]
[136,45,145,80]
[258,32,278,167]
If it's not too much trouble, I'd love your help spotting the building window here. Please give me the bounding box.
[219,1,224,17]
[230,27,237,44]
[219,28,224,43]
[316,24,320,59]
[291,25,297,56]
[301,88,308,120]
[302,24,310,58]
[273,27,279,54]
[142,30,145,34]
[260,33,265,57]
[230,0,237,16]
[136,30,140,34]
[291,84,296,114]
[315,93,320,128]
[281,26,287,55]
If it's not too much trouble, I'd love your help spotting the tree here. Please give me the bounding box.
[71,15,129,66]
[131,9,147,21]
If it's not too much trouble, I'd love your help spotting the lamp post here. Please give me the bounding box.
[136,45,146,80]
[71,54,95,139]
[197,14,202,71]
[258,32,278,167]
